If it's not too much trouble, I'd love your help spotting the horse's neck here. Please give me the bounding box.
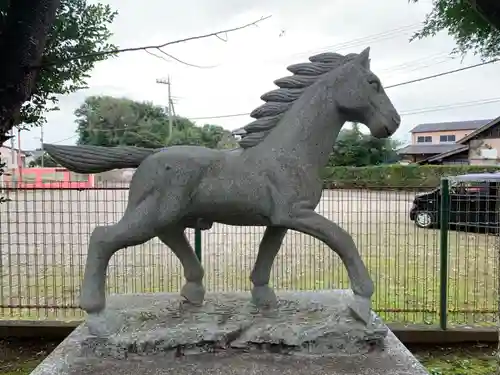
[252,82,345,171]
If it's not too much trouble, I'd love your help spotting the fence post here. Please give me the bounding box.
[194,228,202,261]
[439,177,450,330]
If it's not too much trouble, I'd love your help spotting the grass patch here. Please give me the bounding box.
[411,344,496,375]
[0,339,57,375]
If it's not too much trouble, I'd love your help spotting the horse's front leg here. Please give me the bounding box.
[250,226,288,307]
[279,209,374,325]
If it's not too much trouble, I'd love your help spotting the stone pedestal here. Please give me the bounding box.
[30,291,429,375]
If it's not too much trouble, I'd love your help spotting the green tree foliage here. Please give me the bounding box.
[4,0,117,128]
[323,164,500,189]
[328,123,402,167]
[411,0,500,59]
[75,95,239,149]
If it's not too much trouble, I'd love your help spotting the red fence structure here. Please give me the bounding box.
[2,167,94,189]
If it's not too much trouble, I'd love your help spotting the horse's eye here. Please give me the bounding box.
[369,79,381,92]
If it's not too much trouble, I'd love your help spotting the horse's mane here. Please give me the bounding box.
[238,52,359,149]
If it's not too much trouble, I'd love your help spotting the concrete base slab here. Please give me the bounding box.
[30,290,429,374]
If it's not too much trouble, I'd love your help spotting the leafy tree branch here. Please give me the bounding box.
[410,0,500,59]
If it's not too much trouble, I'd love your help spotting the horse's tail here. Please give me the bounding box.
[43,144,160,174]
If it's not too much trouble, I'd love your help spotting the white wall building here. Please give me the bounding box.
[0,145,26,170]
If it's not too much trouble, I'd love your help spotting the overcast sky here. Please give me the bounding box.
[18,0,500,150]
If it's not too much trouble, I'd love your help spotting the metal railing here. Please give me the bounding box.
[0,181,497,329]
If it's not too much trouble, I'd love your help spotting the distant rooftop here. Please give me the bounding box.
[410,119,493,134]
[231,127,246,136]
[24,149,45,158]
[397,143,465,155]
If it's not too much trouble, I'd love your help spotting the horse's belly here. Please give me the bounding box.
[192,201,272,226]
[216,216,271,226]
[192,178,273,226]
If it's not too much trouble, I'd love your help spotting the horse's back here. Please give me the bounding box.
[153,145,224,164]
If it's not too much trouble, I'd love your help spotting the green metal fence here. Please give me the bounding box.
[0,181,497,329]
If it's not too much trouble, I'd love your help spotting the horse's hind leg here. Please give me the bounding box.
[157,228,205,305]
[80,199,165,314]
[250,226,288,307]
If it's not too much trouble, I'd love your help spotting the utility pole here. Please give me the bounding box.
[156,76,173,142]
[17,127,22,182]
[9,128,15,166]
[40,124,44,167]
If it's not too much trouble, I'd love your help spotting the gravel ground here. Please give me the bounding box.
[0,188,496,325]
[0,189,414,266]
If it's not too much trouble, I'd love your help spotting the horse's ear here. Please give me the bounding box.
[355,47,370,68]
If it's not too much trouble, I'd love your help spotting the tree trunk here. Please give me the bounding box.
[0,0,60,144]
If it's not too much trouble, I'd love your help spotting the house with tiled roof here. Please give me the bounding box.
[397,117,500,165]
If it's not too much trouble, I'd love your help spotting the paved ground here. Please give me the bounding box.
[0,188,496,325]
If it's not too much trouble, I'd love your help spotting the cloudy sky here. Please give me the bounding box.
[19,0,500,150]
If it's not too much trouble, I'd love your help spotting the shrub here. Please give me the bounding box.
[322,164,500,190]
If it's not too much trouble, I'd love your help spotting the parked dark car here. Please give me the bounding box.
[409,173,500,230]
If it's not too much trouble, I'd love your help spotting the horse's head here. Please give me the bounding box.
[329,47,401,138]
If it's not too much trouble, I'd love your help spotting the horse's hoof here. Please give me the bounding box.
[251,285,277,308]
[349,295,372,325]
[181,282,205,305]
[80,290,106,314]
[86,313,111,337]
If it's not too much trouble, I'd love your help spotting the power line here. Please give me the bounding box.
[140,20,453,89]
[378,53,455,75]
[379,52,449,72]
[145,49,218,69]
[142,21,423,72]
[272,23,423,63]
[174,52,459,106]
[51,135,78,144]
[394,57,452,74]
[174,52,462,107]
[189,58,500,120]
[400,97,500,116]
[385,58,499,89]
[190,113,251,120]
[190,96,500,121]
[48,95,500,144]
[47,57,500,144]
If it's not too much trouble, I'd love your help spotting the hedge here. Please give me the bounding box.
[322,164,500,190]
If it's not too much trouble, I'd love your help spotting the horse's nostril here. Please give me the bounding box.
[393,114,401,124]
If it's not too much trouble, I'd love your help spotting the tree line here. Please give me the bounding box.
[30,95,402,168]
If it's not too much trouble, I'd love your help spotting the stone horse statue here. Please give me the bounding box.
[44,47,401,326]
